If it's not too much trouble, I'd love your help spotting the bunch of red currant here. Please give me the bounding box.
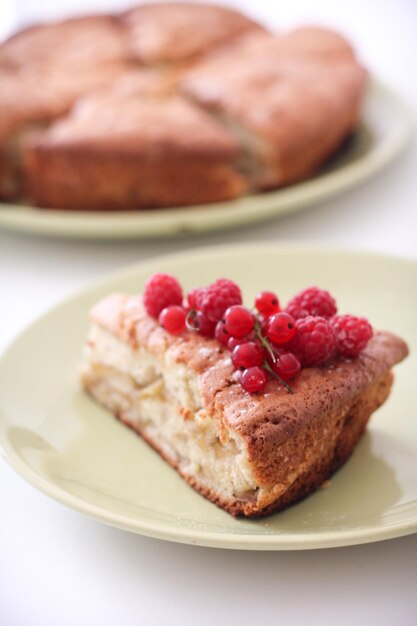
[143,274,373,394]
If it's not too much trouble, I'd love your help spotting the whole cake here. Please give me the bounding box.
[0,3,367,210]
[81,275,408,517]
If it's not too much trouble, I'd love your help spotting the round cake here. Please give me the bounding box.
[0,3,367,211]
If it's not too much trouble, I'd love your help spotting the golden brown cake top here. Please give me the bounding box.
[181,27,367,142]
[0,16,130,70]
[0,62,132,141]
[28,81,241,159]
[90,294,408,453]
[122,2,266,64]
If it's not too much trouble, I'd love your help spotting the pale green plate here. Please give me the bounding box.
[0,244,416,549]
[0,81,412,240]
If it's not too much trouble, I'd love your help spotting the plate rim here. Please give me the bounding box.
[1,242,416,550]
[0,80,413,240]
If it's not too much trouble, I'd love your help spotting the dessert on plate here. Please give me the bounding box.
[81,275,408,517]
[0,2,367,210]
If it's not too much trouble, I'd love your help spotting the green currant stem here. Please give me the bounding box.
[254,319,276,363]
[185,309,198,332]
[263,360,294,394]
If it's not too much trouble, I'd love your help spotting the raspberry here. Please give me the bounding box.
[143,273,183,318]
[286,286,337,320]
[224,305,254,338]
[255,291,280,316]
[288,316,336,366]
[266,312,296,344]
[195,278,242,322]
[331,315,373,357]
[186,287,203,310]
[231,342,263,369]
[159,306,186,335]
[241,366,267,393]
[272,352,301,381]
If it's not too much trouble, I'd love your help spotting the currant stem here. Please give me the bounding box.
[185,309,198,332]
[263,360,294,394]
[254,319,276,363]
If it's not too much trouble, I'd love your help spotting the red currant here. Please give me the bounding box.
[214,320,230,346]
[231,341,263,369]
[224,305,254,338]
[159,306,186,335]
[195,311,216,337]
[255,290,280,316]
[272,352,301,381]
[241,366,267,393]
[267,312,296,344]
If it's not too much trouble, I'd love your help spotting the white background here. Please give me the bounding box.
[1,1,417,625]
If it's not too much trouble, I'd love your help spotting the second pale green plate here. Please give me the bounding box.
[0,244,416,549]
[0,81,412,239]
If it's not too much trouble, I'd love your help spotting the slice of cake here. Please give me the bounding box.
[80,275,408,517]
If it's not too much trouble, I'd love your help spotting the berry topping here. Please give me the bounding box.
[186,287,202,310]
[227,335,250,351]
[231,341,263,369]
[187,310,216,337]
[143,273,183,318]
[241,366,267,393]
[288,316,336,366]
[271,352,302,381]
[331,315,373,357]
[286,286,337,320]
[195,278,242,322]
[159,306,186,335]
[214,320,230,346]
[224,305,255,338]
[255,290,280,317]
[266,312,296,344]
[146,273,372,395]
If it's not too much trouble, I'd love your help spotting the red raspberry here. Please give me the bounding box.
[255,291,280,316]
[241,366,267,393]
[159,306,186,335]
[224,305,254,338]
[288,315,336,366]
[143,273,183,318]
[286,286,337,320]
[331,315,373,357]
[195,278,242,322]
[231,342,263,369]
[266,312,296,344]
[186,287,203,310]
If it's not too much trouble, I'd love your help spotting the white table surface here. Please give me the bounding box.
[1,1,417,624]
